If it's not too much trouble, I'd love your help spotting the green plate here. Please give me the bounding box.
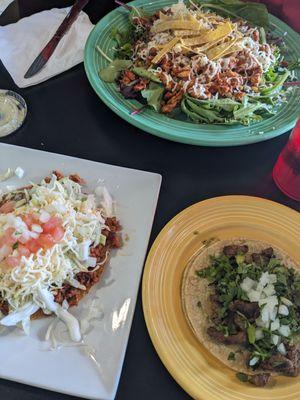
[84,0,300,146]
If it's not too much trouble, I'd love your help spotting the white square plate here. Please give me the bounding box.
[0,143,161,400]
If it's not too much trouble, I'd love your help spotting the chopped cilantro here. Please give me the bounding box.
[236,372,249,382]
[247,324,256,344]
[228,352,236,361]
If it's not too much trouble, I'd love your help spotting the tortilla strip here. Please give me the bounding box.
[174,29,209,37]
[193,37,226,53]
[151,37,180,64]
[206,38,237,60]
[181,238,300,376]
[159,11,171,21]
[210,43,244,60]
[151,15,203,33]
[182,22,233,46]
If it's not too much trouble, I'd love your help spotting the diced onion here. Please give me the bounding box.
[86,256,97,268]
[76,240,92,261]
[278,325,291,337]
[249,356,259,366]
[240,277,255,292]
[14,167,25,179]
[281,297,293,307]
[31,224,43,233]
[278,304,289,316]
[263,284,275,297]
[259,271,271,287]
[39,210,51,223]
[271,334,279,345]
[277,343,287,355]
[247,290,261,302]
[270,318,280,331]
[255,328,264,340]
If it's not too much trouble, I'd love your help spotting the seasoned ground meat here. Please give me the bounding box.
[69,174,86,185]
[54,216,121,307]
[249,373,271,387]
[0,299,9,316]
[207,326,247,345]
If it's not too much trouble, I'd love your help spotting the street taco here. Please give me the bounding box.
[182,238,300,386]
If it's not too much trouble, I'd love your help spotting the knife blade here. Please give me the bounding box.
[24,0,90,79]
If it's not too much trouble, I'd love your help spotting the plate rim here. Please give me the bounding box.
[84,1,300,147]
[0,142,162,400]
[142,195,300,400]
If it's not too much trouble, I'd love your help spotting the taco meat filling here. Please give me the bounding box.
[197,244,300,386]
[53,216,121,308]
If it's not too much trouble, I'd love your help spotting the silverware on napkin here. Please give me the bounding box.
[24,0,90,79]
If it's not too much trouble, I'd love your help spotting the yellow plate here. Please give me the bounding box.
[142,196,300,400]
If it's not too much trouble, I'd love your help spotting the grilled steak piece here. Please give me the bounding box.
[251,253,263,265]
[223,244,249,257]
[209,294,221,324]
[207,326,247,345]
[260,347,300,377]
[249,373,271,387]
[229,300,260,320]
[233,313,247,331]
[261,247,274,259]
[286,346,300,376]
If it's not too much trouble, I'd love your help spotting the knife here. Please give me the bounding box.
[24,0,90,79]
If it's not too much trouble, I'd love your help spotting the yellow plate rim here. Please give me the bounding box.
[142,195,300,400]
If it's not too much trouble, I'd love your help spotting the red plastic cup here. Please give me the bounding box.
[273,120,300,201]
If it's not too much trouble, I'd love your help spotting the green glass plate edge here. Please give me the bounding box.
[84,0,300,147]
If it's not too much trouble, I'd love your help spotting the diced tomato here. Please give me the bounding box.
[22,213,39,229]
[0,214,65,258]
[18,244,31,258]
[19,232,30,244]
[6,256,19,268]
[0,201,16,214]
[0,244,12,258]
[51,226,64,242]
[37,233,55,249]
[42,216,63,234]
[0,235,7,247]
[25,240,41,254]
[4,228,17,245]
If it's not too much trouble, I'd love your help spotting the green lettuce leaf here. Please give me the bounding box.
[99,59,133,83]
[132,67,161,83]
[195,0,269,29]
[111,27,133,59]
[129,5,150,24]
[141,82,164,111]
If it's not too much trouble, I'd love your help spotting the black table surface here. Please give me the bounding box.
[0,1,299,400]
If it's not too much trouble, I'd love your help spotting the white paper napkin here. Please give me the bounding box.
[0,7,94,88]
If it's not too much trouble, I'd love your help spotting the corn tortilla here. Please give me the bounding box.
[181,238,300,376]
